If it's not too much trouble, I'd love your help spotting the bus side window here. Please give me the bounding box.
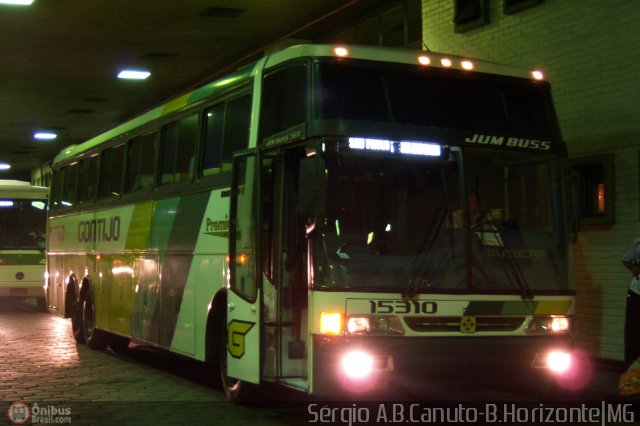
[259,65,307,140]
[50,170,63,210]
[77,154,99,203]
[201,103,224,177]
[60,162,79,208]
[160,114,197,185]
[125,131,156,193]
[221,94,251,170]
[98,144,125,199]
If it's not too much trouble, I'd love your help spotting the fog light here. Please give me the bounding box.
[546,350,572,374]
[342,351,374,380]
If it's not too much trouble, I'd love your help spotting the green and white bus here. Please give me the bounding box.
[0,180,48,310]
[47,44,575,399]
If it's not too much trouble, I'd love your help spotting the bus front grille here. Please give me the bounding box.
[404,316,526,333]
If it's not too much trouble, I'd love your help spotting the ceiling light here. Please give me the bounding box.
[0,0,35,5]
[33,132,57,140]
[0,163,11,170]
[117,70,151,80]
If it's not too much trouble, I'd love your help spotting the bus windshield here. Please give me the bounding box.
[317,61,557,139]
[0,199,47,250]
[312,141,569,294]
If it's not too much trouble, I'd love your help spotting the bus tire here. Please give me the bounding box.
[36,297,47,312]
[219,321,255,402]
[69,290,85,344]
[81,290,107,350]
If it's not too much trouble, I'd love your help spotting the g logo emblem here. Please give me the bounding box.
[227,320,255,358]
[460,316,476,334]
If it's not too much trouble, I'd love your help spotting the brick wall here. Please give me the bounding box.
[423,0,640,360]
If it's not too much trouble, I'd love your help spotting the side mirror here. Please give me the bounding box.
[566,167,580,243]
[298,156,327,218]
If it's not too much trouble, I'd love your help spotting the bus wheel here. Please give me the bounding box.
[81,291,107,350]
[219,322,253,402]
[70,295,85,344]
[36,297,48,312]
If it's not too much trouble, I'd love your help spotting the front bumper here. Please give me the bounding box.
[312,334,572,396]
[0,283,45,299]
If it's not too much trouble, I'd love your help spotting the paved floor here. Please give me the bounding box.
[1,298,637,425]
[0,299,307,425]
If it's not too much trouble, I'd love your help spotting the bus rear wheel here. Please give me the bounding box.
[81,291,107,350]
[36,297,47,312]
[70,295,85,344]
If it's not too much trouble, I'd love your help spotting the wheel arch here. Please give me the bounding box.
[205,289,227,363]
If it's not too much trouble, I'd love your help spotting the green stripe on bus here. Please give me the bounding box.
[0,253,44,265]
[466,300,571,315]
[125,201,153,251]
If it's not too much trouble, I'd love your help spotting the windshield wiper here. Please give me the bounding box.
[473,226,534,300]
[403,206,449,298]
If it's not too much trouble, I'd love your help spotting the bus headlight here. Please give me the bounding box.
[321,314,405,335]
[526,315,571,334]
[347,315,404,335]
[347,316,370,333]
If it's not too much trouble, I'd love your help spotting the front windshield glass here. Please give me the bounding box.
[317,61,557,139]
[312,142,569,294]
[0,199,47,250]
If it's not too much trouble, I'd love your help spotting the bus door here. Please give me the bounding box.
[227,149,262,384]
[262,150,309,389]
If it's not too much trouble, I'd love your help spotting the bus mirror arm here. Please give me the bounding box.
[298,157,327,220]
[566,167,580,243]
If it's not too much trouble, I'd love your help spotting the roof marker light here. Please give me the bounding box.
[117,70,151,80]
[418,55,431,65]
[440,58,452,67]
[334,46,349,57]
[461,60,474,70]
[532,70,544,80]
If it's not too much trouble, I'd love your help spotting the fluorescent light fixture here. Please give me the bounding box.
[117,70,151,80]
[0,201,14,207]
[33,131,57,140]
[0,1,35,5]
[0,163,11,170]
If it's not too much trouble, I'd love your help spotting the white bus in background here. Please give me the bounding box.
[0,180,48,310]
